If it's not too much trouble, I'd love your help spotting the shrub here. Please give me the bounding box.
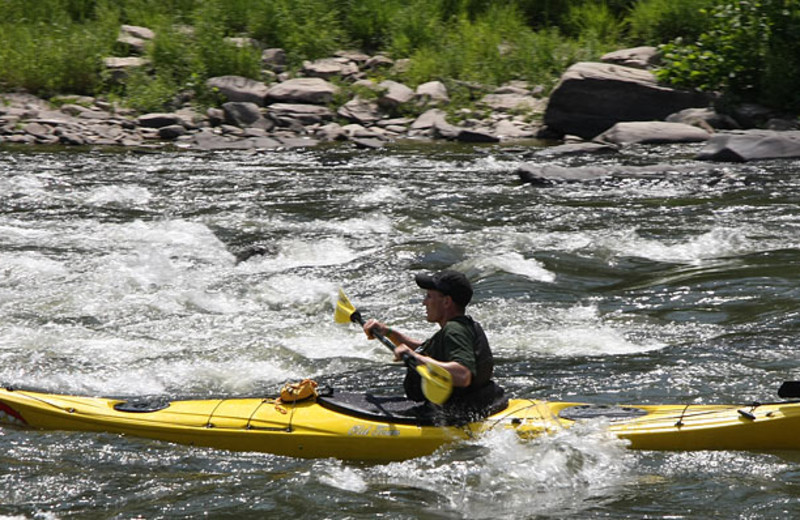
[657,0,800,111]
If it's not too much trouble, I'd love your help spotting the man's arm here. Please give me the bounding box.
[362,319,423,349]
[393,344,473,388]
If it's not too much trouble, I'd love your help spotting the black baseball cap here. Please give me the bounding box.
[415,270,473,307]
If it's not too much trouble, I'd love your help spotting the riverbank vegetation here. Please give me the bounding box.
[1,0,798,115]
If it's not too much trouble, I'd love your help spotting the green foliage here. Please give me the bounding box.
[564,1,626,50]
[657,0,800,111]
[2,0,799,114]
[341,0,404,53]
[191,2,262,78]
[0,4,118,96]
[626,0,714,44]
[248,0,347,64]
[399,3,590,91]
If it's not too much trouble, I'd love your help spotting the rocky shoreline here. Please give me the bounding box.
[2,25,799,164]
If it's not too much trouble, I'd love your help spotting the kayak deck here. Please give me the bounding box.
[3,385,800,460]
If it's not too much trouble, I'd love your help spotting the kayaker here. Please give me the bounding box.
[363,270,505,421]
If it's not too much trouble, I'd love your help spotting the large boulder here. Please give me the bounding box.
[596,121,710,145]
[544,62,709,140]
[696,130,800,162]
[266,78,339,104]
[207,76,270,106]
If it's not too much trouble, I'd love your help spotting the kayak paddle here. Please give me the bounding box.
[335,288,453,405]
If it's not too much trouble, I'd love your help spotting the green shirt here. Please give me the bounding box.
[419,316,477,377]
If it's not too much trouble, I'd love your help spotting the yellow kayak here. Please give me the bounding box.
[2,385,800,461]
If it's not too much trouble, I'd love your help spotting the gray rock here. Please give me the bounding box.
[23,122,52,139]
[276,136,319,148]
[352,137,385,149]
[221,102,266,129]
[494,120,536,139]
[192,130,253,150]
[120,25,155,40]
[416,81,449,104]
[267,103,334,125]
[334,50,370,63]
[207,107,225,126]
[262,48,287,72]
[601,46,660,69]
[60,104,90,117]
[316,122,348,141]
[411,108,450,130]
[544,62,709,139]
[266,78,339,104]
[596,121,710,145]
[158,125,187,140]
[78,110,112,120]
[480,93,545,113]
[456,129,500,143]
[341,124,381,139]
[337,96,380,124]
[365,55,393,69]
[378,80,415,108]
[666,108,740,130]
[248,136,282,149]
[696,130,800,162]
[536,142,619,157]
[225,37,260,48]
[117,34,147,54]
[5,134,36,144]
[137,113,185,129]
[103,57,150,82]
[302,58,358,78]
[58,131,86,146]
[517,164,611,184]
[207,76,270,106]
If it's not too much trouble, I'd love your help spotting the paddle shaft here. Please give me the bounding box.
[349,311,421,368]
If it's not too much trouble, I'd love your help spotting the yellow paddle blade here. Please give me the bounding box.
[334,288,358,324]
[416,363,453,405]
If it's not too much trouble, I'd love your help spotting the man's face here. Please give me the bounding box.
[422,289,448,323]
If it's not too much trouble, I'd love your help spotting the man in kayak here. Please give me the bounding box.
[363,270,505,421]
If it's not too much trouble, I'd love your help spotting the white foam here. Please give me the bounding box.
[238,237,359,273]
[366,421,635,518]
[467,252,556,283]
[84,185,152,207]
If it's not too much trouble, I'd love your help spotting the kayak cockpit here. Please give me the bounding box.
[317,390,510,427]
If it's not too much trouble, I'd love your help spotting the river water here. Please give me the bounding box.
[1,141,799,518]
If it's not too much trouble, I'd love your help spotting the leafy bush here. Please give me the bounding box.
[657,0,800,111]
